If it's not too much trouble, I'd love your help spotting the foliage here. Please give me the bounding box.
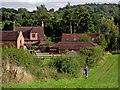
[62,49,69,54]
[98,17,119,50]
[28,45,38,50]
[114,13,120,50]
[112,51,120,54]
[45,36,55,47]
[73,5,95,33]
[2,46,43,85]
[78,34,92,42]
[2,20,13,30]
[79,46,104,67]
[1,4,119,48]
[40,46,49,53]
[50,46,103,77]
[98,34,108,49]
[10,54,118,88]
[52,55,86,77]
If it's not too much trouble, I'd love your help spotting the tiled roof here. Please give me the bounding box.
[62,33,100,42]
[1,31,19,41]
[51,42,97,50]
[15,26,45,41]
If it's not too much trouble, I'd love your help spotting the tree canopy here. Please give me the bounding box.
[1,3,119,50]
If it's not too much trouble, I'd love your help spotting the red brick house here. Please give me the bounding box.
[50,42,97,54]
[1,31,24,49]
[62,33,100,43]
[50,33,99,54]
[14,22,46,47]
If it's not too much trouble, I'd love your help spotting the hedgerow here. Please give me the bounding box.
[50,46,104,77]
[79,46,104,67]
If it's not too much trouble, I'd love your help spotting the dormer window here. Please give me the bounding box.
[30,33,38,40]
[66,38,69,41]
[32,34,35,38]
[74,38,77,41]
[92,38,94,41]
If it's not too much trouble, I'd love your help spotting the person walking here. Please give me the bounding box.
[84,66,89,79]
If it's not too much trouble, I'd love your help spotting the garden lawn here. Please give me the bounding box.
[11,54,119,88]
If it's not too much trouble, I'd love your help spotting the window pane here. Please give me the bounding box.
[74,38,77,41]
[32,34,35,38]
[66,38,69,41]
[92,38,94,41]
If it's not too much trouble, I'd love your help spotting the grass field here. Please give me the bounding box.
[10,54,119,88]
[37,54,61,60]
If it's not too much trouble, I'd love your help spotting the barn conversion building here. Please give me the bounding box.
[50,33,100,54]
[14,21,46,47]
[1,31,24,49]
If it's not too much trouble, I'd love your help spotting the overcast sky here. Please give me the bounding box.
[1,0,120,11]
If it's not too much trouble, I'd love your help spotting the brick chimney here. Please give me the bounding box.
[13,21,15,31]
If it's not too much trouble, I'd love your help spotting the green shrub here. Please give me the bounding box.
[61,55,86,77]
[78,35,92,42]
[2,46,44,85]
[45,36,55,47]
[79,46,104,67]
[40,46,49,53]
[49,46,103,77]
[62,49,69,54]
[51,55,86,77]
[112,51,120,54]
[28,45,38,50]
[98,34,108,49]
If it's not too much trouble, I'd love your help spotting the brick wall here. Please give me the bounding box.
[17,31,24,49]
[30,33,38,40]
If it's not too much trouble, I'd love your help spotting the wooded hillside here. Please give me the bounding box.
[1,3,120,50]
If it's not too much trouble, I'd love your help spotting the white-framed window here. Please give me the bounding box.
[66,38,69,41]
[73,38,77,41]
[92,38,94,41]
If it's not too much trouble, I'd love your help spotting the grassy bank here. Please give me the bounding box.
[11,54,118,88]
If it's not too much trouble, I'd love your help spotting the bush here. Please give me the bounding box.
[98,34,108,49]
[2,46,43,85]
[45,36,55,47]
[62,49,69,54]
[79,46,104,67]
[28,45,38,50]
[61,55,86,77]
[78,35,92,42]
[40,46,49,53]
[112,51,120,54]
[49,46,104,77]
[51,55,86,77]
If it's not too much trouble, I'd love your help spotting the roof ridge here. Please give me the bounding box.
[1,31,18,33]
[16,26,43,27]
[63,33,99,34]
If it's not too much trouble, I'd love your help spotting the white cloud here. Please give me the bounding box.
[1,0,119,11]
[2,0,119,3]
[18,0,44,4]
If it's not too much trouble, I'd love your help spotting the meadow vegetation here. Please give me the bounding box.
[2,45,107,88]
[9,54,119,88]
